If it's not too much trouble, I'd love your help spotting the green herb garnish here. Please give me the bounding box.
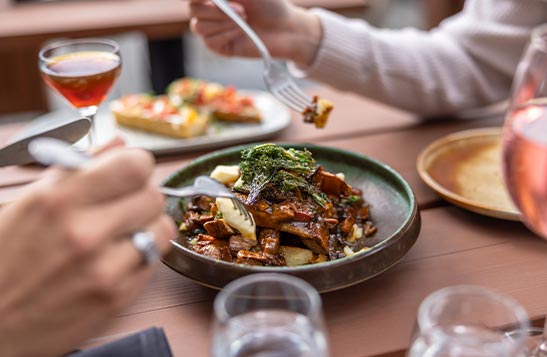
[238,144,326,206]
[342,195,361,205]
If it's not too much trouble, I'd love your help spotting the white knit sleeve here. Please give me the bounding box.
[289,0,547,116]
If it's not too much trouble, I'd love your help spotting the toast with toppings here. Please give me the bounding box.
[111,94,210,138]
[167,78,262,123]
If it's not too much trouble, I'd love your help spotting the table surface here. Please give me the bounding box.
[1,86,546,357]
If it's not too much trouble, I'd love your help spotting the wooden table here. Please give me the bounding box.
[1,86,546,356]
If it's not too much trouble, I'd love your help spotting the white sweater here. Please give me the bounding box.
[291,0,547,116]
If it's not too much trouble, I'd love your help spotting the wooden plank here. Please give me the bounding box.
[0,111,503,204]
[109,206,541,317]
[315,115,504,208]
[279,86,418,142]
[83,206,547,357]
[0,122,25,145]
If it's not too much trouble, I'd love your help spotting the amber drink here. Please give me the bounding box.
[39,39,121,149]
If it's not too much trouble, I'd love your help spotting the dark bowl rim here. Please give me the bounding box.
[161,142,418,272]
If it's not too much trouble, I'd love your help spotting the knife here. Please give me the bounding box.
[0,117,91,167]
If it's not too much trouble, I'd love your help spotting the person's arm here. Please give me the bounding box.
[292,0,547,116]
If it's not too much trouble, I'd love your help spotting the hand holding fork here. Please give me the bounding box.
[193,0,315,113]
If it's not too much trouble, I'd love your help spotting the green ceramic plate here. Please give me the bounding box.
[162,143,421,293]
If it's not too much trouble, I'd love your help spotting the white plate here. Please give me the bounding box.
[28,90,291,155]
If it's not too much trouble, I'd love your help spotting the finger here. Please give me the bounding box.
[86,215,176,294]
[205,28,247,55]
[191,18,240,37]
[74,185,166,244]
[91,136,126,156]
[62,148,155,205]
[189,2,246,21]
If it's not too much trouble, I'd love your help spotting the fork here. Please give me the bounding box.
[27,138,254,225]
[161,176,254,224]
[209,0,313,113]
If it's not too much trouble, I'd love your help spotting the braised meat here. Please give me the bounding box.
[178,144,377,266]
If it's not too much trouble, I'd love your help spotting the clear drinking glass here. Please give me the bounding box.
[211,273,329,357]
[502,23,547,357]
[39,38,122,149]
[408,285,530,357]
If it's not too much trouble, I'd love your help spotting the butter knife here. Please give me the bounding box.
[0,117,91,167]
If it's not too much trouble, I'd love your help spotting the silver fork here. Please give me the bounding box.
[27,138,254,225]
[209,0,313,113]
[161,176,254,224]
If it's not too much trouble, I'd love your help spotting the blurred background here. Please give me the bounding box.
[0,0,464,124]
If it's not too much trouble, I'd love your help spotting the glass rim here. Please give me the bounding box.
[213,273,322,324]
[39,38,120,63]
[417,285,530,343]
[531,23,547,54]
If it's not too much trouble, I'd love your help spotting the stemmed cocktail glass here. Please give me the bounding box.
[39,38,122,149]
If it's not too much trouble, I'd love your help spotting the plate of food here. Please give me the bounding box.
[162,143,421,293]
[31,78,292,155]
[417,127,521,221]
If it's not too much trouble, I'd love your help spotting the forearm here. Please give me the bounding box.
[285,6,322,68]
[290,0,546,116]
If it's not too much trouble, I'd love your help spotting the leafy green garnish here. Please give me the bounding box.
[238,144,325,206]
[342,195,361,205]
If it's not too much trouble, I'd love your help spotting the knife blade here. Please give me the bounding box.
[0,117,91,167]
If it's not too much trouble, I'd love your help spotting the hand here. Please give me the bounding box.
[189,0,322,67]
[0,145,177,357]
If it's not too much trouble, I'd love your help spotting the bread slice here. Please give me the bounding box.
[111,94,210,138]
[167,78,262,123]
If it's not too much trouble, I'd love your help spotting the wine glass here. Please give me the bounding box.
[39,38,122,149]
[211,273,329,357]
[408,285,530,357]
[502,23,547,357]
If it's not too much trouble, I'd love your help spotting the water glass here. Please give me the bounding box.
[211,273,329,357]
[408,285,530,357]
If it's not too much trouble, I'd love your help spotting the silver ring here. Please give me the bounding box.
[131,231,160,265]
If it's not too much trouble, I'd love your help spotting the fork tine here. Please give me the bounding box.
[286,84,313,104]
[281,87,310,108]
[279,87,306,108]
[272,91,306,112]
[276,88,308,112]
[236,199,253,223]
[231,198,254,224]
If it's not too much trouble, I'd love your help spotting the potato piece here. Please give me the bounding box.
[216,198,256,242]
[280,246,313,266]
[343,246,355,257]
[347,224,363,243]
[210,165,240,185]
[314,98,334,129]
[311,253,328,264]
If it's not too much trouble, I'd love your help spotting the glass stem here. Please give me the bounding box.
[79,106,98,149]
